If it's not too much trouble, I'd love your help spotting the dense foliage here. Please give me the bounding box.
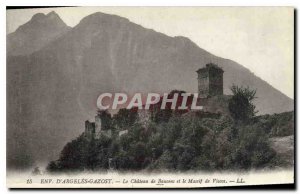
[254,111,294,137]
[47,89,293,173]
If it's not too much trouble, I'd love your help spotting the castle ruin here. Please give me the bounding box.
[85,63,224,138]
[85,111,112,139]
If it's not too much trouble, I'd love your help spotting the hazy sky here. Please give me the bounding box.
[6,7,294,98]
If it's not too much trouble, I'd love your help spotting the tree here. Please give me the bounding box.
[228,85,257,122]
[229,125,275,169]
[48,134,89,172]
[112,108,138,130]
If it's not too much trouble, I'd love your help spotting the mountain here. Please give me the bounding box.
[7,12,294,168]
[7,11,71,56]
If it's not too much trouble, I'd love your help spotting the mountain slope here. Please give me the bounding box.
[7,11,71,56]
[7,12,294,168]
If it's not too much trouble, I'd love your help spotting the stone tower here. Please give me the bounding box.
[95,114,102,137]
[95,110,112,138]
[85,120,95,139]
[196,63,224,98]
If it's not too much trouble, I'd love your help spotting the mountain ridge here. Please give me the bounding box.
[7,11,71,56]
[7,11,293,168]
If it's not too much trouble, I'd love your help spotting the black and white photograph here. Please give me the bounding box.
[5,6,295,189]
